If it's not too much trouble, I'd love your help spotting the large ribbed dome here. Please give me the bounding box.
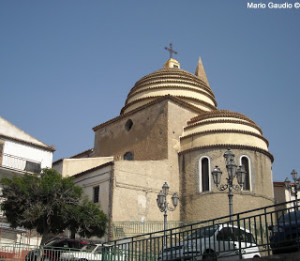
[121,59,217,114]
[180,110,270,153]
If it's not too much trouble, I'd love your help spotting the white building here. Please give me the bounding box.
[0,116,55,244]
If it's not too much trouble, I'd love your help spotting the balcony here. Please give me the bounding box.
[0,153,41,174]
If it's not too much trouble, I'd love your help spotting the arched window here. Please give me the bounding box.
[199,157,210,192]
[241,156,251,190]
[123,152,133,161]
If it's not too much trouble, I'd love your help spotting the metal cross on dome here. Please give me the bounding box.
[165,42,178,59]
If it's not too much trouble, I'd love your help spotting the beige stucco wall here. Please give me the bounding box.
[56,157,113,177]
[274,184,300,210]
[167,102,198,159]
[167,101,199,197]
[181,192,274,222]
[274,185,287,205]
[180,148,274,222]
[74,164,112,216]
[111,160,181,223]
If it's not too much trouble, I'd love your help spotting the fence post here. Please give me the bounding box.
[131,236,134,261]
[149,234,152,261]
[170,229,173,261]
[293,207,300,249]
[237,213,242,260]
[212,219,216,259]
[264,206,270,256]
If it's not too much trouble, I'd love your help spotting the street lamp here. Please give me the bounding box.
[156,182,179,245]
[284,169,300,205]
[211,149,246,220]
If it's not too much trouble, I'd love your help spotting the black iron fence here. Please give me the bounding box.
[111,221,187,239]
[0,243,125,261]
[1,200,300,261]
[104,200,300,260]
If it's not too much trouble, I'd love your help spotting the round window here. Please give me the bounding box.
[125,119,133,131]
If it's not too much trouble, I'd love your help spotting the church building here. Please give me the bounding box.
[53,54,275,240]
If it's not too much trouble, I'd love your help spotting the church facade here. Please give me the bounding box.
[53,57,275,240]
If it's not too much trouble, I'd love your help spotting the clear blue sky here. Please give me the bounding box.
[1,1,299,182]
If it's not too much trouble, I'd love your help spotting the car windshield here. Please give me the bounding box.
[186,226,218,240]
[217,227,256,243]
[232,228,256,243]
[80,245,97,252]
[44,239,60,246]
[278,211,300,223]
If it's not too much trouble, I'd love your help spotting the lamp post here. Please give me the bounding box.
[211,149,246,221]
[284,169,300,206]
[156,182,179,245]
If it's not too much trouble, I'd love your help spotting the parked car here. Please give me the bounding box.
[158,243,184,261]
[268,210,300,254]
[59,243,125,261]
[25,238,87,261]
[183,224,261,260]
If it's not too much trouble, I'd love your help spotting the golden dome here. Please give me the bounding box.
[121,59,217,114]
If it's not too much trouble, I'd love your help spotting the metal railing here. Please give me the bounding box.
[111,221,187,239]
[0,243,127,261]
[1,200,300,261]
[0,243,34,261]
[104,200,300,260]
[0,153,41,174]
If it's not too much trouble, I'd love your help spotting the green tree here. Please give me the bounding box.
[66,198,108,239]
[0,168,108,244]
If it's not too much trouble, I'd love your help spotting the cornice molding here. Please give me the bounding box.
[122,95,217,114]
[180,129,269,146]
[184,119,263,134]
[189,110,257,125]
[179,144,274,162]
[125,85,217,107]
[131,76,214,97]
[132,68,214,96]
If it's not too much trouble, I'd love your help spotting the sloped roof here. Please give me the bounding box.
[93,95,205,132]
[0,116,55,151]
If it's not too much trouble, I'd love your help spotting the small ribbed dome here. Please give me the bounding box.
[180,110,269,152]
[121,61,217,114]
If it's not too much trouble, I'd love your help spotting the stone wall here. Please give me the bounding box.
[107,101,197,223]
[93,101,169,161]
